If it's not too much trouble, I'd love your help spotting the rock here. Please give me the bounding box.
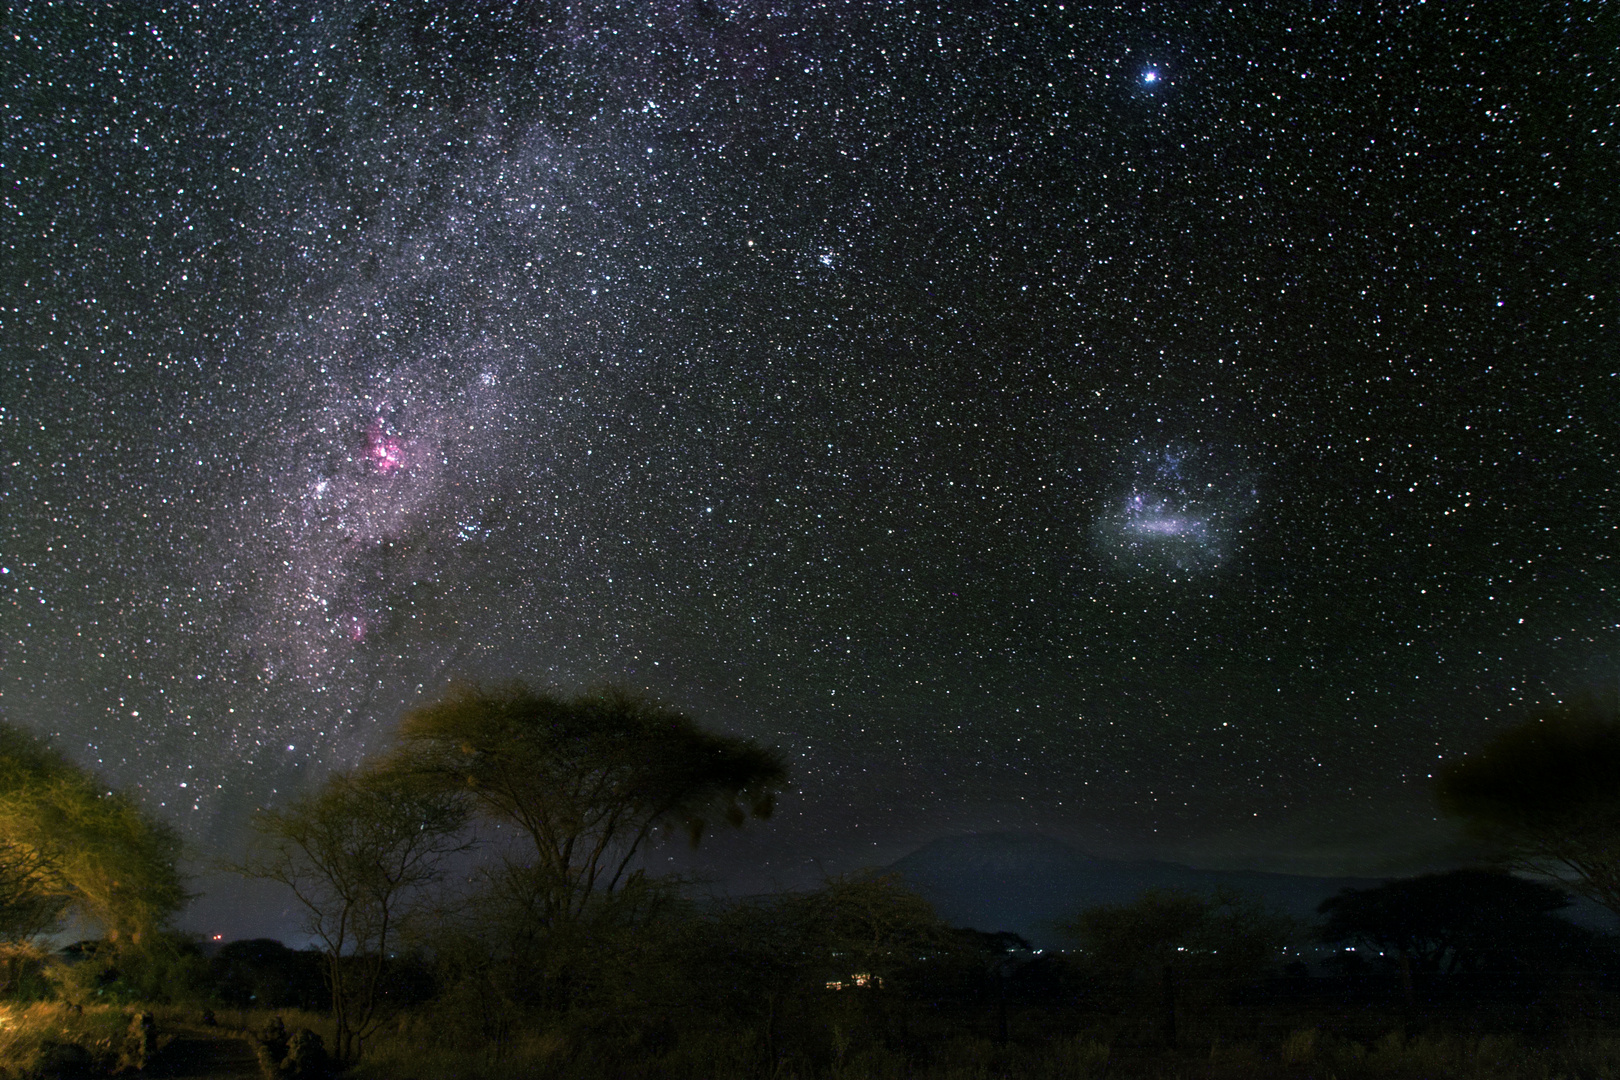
[119,1011,157,1071]
[280,1028,330,1078]
[254,1015,291,1077]
[37,1039,93,1078]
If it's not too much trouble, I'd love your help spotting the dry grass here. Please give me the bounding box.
[3,1000,1614,1080]
[0,1002,141,1077]
[337,1026,1620,1080]
[150,1003,334,1041]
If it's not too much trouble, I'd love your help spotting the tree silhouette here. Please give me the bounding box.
[1317,869,1580,976]
[1437,699,1620,916]
[395,682,787,923]
[240,765,469,1061]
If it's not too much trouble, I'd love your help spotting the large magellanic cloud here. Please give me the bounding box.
[1092,442,1259,578]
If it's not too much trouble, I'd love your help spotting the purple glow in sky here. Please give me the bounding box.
[365,420,407,475]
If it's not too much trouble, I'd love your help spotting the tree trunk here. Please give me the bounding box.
[1161,963,1177,1048]
[995,965,1009,1045]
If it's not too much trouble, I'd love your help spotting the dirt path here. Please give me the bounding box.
[147,1027,262,1080]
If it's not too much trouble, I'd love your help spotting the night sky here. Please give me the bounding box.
[2,3,1615,936]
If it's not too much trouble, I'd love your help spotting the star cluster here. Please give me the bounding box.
[1,3,1614,890]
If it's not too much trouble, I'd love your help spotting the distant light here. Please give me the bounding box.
[1143,70,1159,84]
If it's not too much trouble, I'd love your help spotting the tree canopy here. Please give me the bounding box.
[395,682,788,921]
[1436,699,1620,915]
[1317,869,1582,975]
[0,722,185,944]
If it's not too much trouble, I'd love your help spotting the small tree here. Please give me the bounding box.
[1437,700,1620,916]
[240,766,469,1061]
[395,683,787,924]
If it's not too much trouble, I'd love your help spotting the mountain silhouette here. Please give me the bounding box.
[889,832,1385,948]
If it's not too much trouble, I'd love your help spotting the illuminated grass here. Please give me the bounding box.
[0,1002,133,1076]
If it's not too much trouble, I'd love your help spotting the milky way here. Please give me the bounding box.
[1,3,1614,906]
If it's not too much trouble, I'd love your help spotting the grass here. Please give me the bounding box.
[3,999,1619,1079]
[0,1003,342,1078]
[150,1002,335,1041]
[338,1025,1620,1080]
[1207,1029,1620,1079]
[0,1002,146,1077]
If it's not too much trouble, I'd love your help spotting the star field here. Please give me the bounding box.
[1,3,1615,894]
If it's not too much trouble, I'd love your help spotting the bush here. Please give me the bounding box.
[210,939,326,1011]
[48,932,214,1006]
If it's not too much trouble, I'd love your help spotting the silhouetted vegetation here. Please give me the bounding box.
[8,874,1601,1079]
[1318,869,1604,979]
[236,763,471,1061]
[393,682,788,922]
[209,938,326,1011]
[1056,888,1297,1047]
[1438,698,1620,916]
[3,694,1620,1078]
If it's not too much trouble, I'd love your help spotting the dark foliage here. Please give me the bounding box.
[397,683,788,921]
[1438,699,1620,916]
[54,932,213,1004]
[209,938,326,1011]
[1317,869,1594,977]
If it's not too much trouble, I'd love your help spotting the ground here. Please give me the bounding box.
[148,1024,261,1080]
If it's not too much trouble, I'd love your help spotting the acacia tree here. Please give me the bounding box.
[0,722,185,946]
[0,840,64,945]
[1318,869,1580,976]
[1437,700,1620,916]
[395,683,787,924]
[241,766,469,1061]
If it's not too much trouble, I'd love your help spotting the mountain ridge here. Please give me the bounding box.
[885,831,1617,948]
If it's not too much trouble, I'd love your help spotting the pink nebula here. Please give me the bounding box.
[365,419,406,474]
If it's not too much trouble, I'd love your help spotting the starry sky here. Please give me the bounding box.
[2,2,1615,934]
